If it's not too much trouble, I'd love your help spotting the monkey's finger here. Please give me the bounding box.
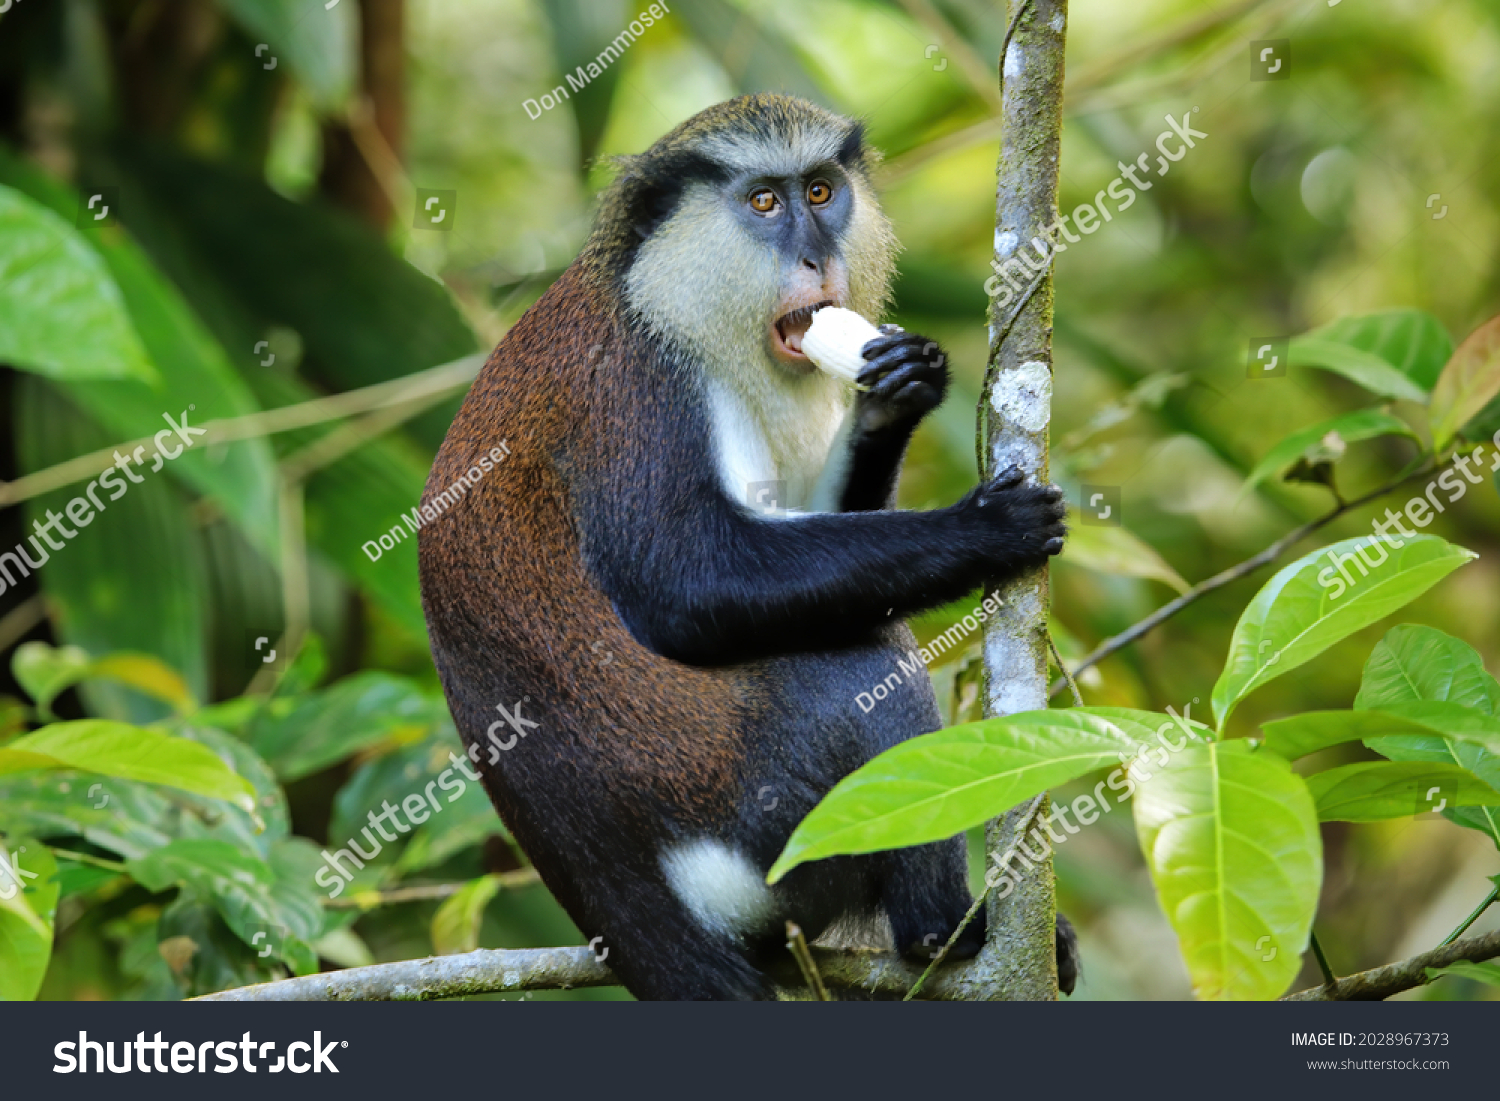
[857,346,947,386]
[861,361,945,399]
[988,465,1026,491]
[859,332,928,361]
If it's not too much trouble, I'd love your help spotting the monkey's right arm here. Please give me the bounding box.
[583,463,1065,666]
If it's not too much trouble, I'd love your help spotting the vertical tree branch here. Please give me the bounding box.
[976,0,1067,1001]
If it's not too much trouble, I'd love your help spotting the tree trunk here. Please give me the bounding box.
[976,0,1068,1001]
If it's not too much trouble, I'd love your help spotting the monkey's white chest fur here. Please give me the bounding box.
[706,374,854,516]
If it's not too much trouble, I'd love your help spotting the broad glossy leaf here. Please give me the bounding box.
[0,150,281,559]
[0,839,58,1001]
[0,771,174,860]
[767,709,1158,883]
[1355,625,1500,845]
[217,0,356,109]
[1305,761,1500,822]
[0,184,154,383]
[1306,310,1452,391]
[432,874,503,956]
[1060,524,1189,593]
[1355,624,1500,714]
[1134,740,1320,1000]
[1211,535,1476,728]
[1241,409,1417,495]
[1288,336,1429,402]
[1263,702,1500,761]
[1,721,254,811]
[127,838,320,975]
[1430,314,1500,449]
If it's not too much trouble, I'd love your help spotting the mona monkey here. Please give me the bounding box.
[419,94,1069,1000]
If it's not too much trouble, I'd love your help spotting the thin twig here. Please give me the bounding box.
[905,793,1048,1001]
[1441,884,1499,947]
[1309,930,1337,986]
[0,354,487,507]
[1048,632,1084,706]
[50,847,127,873]
[1282,928,1500,1001]
[324,869,540,910]
[785,922,831,1001]
[0,594,46,654]
[1049,456,1451,697]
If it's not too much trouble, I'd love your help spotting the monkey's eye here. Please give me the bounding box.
[748,187,779,214]
[807,180,833,206]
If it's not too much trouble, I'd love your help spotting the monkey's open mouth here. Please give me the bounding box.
[772,299,836,359]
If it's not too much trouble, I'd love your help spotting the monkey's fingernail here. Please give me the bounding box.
[1044,537,1065,555]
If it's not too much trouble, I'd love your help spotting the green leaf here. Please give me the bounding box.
[0,150,282,561]
[1425,960,1500,987]
[0,184,154,383]
[0,839,59,1000]
[1241,409,1418,495]
[431,874,504,956]
[1133,740,1320,1000]
[1430,313,1500,449]
[0,721,254,812]
[11,642,195,720]
[126,838,318,975]
[1355,624,1500,714]
[767,708,1161,884]
[1060,524,1189,593]
[11,642,93,718]
[16,379,210,719]
[216,0,356,109]
[1305,761,1500,822]
[1211,535,1476,729]
[1354,625,1500,845]
[249,672,440,781]
[1288,336,1430,402]
[1306,310,1452,391]
[111,145,478,452]
[1262,703,1500,761]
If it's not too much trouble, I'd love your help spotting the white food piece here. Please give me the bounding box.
[801,307,886,383]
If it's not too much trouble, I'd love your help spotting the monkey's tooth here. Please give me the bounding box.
[802,307,883,383]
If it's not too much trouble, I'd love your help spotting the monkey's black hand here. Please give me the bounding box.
[853,327,949,434]
[956,465,1067,569]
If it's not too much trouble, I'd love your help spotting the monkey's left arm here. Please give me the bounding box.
[837,329,949,512]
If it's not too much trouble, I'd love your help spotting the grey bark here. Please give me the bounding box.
[975,0,1069,1001]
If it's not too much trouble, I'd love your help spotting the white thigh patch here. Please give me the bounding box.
[661,839,777,938]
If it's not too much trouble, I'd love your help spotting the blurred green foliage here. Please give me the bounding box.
[1,0,1498,1001]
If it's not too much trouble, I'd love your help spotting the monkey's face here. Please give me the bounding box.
[621,109,897,388]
